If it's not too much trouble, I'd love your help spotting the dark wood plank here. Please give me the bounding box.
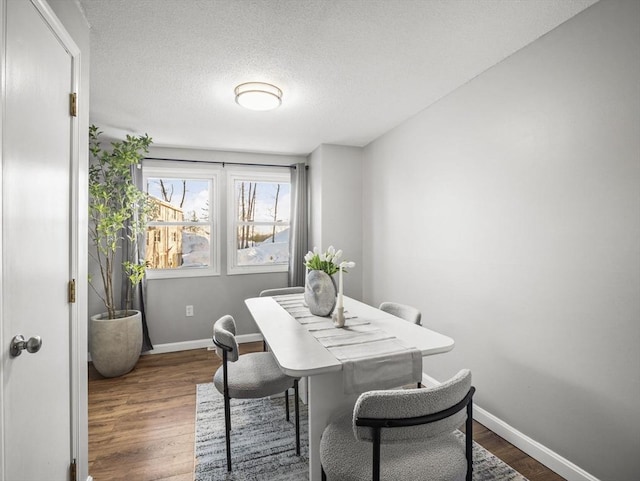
[88,344,565,481]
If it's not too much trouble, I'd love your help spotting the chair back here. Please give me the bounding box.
[379,302,422,325]
[213,315,239,362]
[353,370,474,481]
[260,287,305,297]
[354,369,472,444]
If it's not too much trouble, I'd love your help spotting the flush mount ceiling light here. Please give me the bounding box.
[234,82,282,111]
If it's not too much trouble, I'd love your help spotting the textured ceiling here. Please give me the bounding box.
[79,0,598,155]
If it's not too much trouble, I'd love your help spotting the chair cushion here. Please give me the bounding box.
[320,411,467,481]
[213,351,297,399]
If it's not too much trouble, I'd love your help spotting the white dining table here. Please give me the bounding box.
[244,295,455,481]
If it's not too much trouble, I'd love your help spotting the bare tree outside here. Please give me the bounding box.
[159,179,172,202]
[238,181,259,248]
[157,179,187,208]
[271,183,280,242]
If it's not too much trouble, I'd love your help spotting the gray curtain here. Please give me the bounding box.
[121,164,153,352]
[288,163,308,287]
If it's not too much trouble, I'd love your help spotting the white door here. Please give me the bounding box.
[1,0,78,479]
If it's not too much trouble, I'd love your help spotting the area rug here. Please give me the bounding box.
[194,382,529,481]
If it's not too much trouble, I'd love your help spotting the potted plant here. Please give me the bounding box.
[88,125,152,377]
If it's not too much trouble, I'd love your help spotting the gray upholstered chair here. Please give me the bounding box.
[212,315,300,472]
[320,369,474,481]
[259,287,305,350]
[259,286,305,297]
[379,301,422,326]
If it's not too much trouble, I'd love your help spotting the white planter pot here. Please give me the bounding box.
[90,310,143,378]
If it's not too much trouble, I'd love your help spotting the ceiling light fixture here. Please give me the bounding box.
[234,82,282,111]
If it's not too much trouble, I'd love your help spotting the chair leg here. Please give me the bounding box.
[372,428,381,481]
[294,379,300,455]
[285,388,290,421]
[466,398,474,481]
[223,392,232,472]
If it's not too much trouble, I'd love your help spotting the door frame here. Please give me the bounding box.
[0,0,86,478]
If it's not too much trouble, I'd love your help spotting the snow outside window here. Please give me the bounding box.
[227,170,291,275]
[143,164,219,279]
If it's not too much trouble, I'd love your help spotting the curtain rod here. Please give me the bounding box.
[143,156,306,169]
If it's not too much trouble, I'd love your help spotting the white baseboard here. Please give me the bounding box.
[473,405,600,481]
[421,374,600,481]
[88,334,264,361]
[142,333,264,355]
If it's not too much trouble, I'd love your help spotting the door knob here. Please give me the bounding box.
[10,335,42,357]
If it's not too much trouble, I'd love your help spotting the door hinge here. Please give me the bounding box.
[70,458,77,481]
[70,92,77,117]
[68,279,76,303]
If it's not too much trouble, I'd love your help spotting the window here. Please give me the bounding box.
[227,170,291,275]
[143,163,219,279]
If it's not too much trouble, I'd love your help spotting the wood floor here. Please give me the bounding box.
[88,343,565,481]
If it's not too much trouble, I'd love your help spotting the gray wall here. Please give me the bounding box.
[361,1,639,480]
[308,144,364,300]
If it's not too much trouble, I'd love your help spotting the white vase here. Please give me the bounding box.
[90,310,143,378]
[304,270,337,316]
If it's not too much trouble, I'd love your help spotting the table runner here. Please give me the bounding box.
[274,294,422,394]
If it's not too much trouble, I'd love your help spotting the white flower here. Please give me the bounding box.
[304,245,354,276]
[340,261,356,269]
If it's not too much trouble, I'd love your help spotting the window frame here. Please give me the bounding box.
[143,162,221,279]
[226,168,291,275]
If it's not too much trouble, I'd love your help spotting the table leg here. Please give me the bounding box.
[307,371,358,481]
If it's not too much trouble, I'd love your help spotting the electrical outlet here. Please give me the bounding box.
[186,305,194,317]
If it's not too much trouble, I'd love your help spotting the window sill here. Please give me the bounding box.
[146,267,220,280]
[226,264,288,276]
